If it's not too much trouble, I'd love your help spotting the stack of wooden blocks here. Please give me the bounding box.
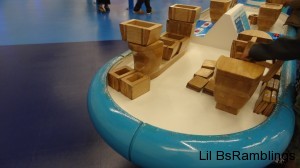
[210,0,233,22]
[254,69,281,116]
[161,4,201,60]
[257,3,283,31]
[186,59,216,96]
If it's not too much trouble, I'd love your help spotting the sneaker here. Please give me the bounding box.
[133,10,144,14]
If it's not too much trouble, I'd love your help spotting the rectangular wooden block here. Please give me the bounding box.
[186,76,209,92]
[168,4,201,23]
[254,89,271,114]
[120,19,162,46]
[201,60,216,70]
[166,19,196,37]
[263,90,277,116]
[194,68,214,79]
[258,3,283,30]
[203,79,215,96]
[210,0,231,22]
[248,14,258,25]
[108,66,135,91]
[160,32,190,53]
[120,72,150,99]
[160,38,180,60]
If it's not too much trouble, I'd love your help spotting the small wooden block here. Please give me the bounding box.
[186,76,208,92]
[108,66,135,91]
[201,60,216,70]
[160,32,190,53]
[203,79,215,96]
[230,39,248,59]
[248,14,258,25]
[160,38,180,60]
[210,0,232,22]
[273,79,280,91]
[120,72,150,99]
[120,19,162,46]
[254,89,271,114]
[166,19,196,37]
[267,78,275,89]
[257,3,283,31]
[168,4,201,23]
[263,90,277,116]
[194,68,214,79]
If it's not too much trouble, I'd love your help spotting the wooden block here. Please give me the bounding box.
[210,0,232,22]
[120,19,162,46]
[248,14,258,25]
[216,103,239,115]
[160,38,180,60]
[194,68,214,79]
[203,79,215,96]
[230,39,248,59]
[215,56,265,98]
[254,89,271,114]
[201,60,216,70]
[186,76,209,92]
[166,19,196,37]
[168,4,201,23]
[273,79,280,91]
[238,30,273,44]
[130,41,164,75]
[257,3,283,31]
[263,90,277,116]
[266,0,286,4]
[160,32,190,53]
[120,72,150,99]
[108,66,135,91]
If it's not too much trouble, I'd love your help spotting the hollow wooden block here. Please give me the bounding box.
[120,72,150,99]
[160,32,190,53]
[203,79,215,96]
[108,66,135,91]
[248,14,258,25]
[129,41,163,75]
[186,76,209,92]
[210,0,232,22]
[168,4,201,23]
[194,68,214,79]
[120,19,162,46]
[230,39,248,59]
[166,19,196,37]
[257,3,283,31]
[263,90,277,116]
[160,38,180,60]
[254,89,271,114]
[201,60,216,70]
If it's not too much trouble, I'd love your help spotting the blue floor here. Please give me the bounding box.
[0,0,210,168]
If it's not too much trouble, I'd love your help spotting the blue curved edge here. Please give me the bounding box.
[88,27,297,167]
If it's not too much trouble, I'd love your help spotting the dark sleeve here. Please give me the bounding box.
[248,37,300,61]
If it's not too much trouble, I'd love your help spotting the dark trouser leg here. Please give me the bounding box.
[134,0,144,12]
[144,0,152,13]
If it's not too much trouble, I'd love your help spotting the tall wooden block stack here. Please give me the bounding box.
[257,3,283,31]
[160,4,201,60]
[210,0,232,22]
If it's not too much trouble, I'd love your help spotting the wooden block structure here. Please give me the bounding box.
[214,56,265,115]
[159,38,180,60]
[120,72,150,100]
[168,4,201,23]
[160,32,190,57]
[186,59,216,95]
[107,66,151,99]
[257,3,283,31]
[210,0,232,22]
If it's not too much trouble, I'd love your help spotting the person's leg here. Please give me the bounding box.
[104,0,110,11]
[134,0,144,12]
[144,0,152,13]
